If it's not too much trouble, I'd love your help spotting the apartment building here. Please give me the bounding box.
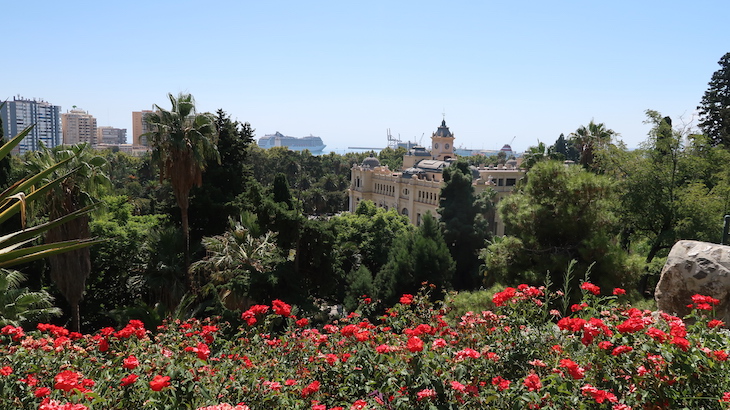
[62,108,98,147]
[0,96,62,154]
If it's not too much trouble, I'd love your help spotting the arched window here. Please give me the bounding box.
[401,208,409,216]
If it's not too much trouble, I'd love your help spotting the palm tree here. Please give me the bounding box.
[521,141,550,170]
[190,214,277,310]
[0,121,101,270]
[0,268,61,327]
[25,143,110,332]
[138,225,187,311]
[144,93,219,277]
[570,120,616,169]
[0,107,102,330]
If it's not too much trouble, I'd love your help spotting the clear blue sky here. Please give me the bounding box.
[3,1,728,152]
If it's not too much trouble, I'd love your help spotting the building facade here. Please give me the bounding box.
[62,108,98,147]
[97,126,127,145]
[132,110,154,147]
[0,96,62,154]
[348,120,525,236]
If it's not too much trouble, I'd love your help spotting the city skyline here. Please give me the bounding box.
[4,1,729,153]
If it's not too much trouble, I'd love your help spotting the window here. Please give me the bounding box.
[506,178,516,186]
[402,208,409,216]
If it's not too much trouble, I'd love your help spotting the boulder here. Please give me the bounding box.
[655,240,730,322]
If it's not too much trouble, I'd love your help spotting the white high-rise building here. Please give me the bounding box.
[0,96,62,154]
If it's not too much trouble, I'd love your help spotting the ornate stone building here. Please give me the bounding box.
[348,120,525,236]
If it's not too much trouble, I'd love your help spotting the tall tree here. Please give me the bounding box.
[552,133,579,163]
[698,52,730,148]
[438,160,489,289]
[145,93,219,275]
[26,143,110,332]
[602,110,727,264]
[374,212,455,305]
[188,110,254,241]
[482,160,627,291]
[569,120,616,169]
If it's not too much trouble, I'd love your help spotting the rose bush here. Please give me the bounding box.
[0,283,729,409]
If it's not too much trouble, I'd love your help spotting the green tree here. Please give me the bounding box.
[343,264,374,312]
[25,143,110,332]
[86,195,165,329]
[378,146,407,170]
[139,225,186,311]
[601,111,728,264]
[522,141,564,170]
[145,93,220,274]
[188,110,254,241]
[698,52,730,148]
[272,173,294,209]
[569,120,616,170]
[552,133,579,163]
[332,200,413,276]
[482,161,629,290]
[438,160,488,289]
[374,212,455,305]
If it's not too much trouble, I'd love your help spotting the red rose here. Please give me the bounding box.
[399,294,414,305]
[406,336,424,352]
[301,380,320,397]
[149,375,171,391]
[272,299,292,317]
[123,355,139,370]
[121,374,138,387]
[580,282,601,296]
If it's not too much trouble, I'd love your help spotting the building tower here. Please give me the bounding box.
[0,96,62,154]
[62,108,98,147]
[431,119,455,161]
[132,110,154,147]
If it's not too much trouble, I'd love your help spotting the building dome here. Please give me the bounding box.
[434,119,453,138]
[361,157,381,168]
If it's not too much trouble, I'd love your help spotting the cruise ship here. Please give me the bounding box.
[258,132,326,152]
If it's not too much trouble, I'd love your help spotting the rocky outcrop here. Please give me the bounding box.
[655,240,730,322]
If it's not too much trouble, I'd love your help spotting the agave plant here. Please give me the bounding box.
[0,124,101,273]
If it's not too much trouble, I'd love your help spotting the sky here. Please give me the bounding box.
[3,1,728,153]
